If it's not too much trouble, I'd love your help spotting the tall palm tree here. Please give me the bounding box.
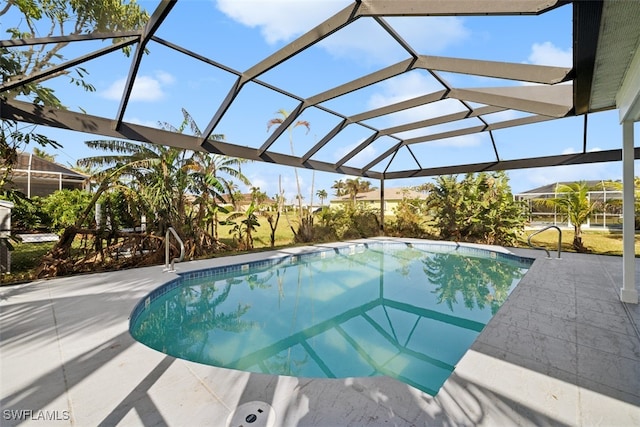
[267,109,310,214]
[36,141,186,277]
[316,189,328,207]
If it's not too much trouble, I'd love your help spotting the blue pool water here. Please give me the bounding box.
[130,242,532,395]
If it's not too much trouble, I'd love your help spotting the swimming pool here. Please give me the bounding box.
[130,241,532,396]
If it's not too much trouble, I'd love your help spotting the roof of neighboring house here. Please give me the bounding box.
[220,193,276,206]
[331,187,428,202]
[9,153,87,180]
[517,180,622,194]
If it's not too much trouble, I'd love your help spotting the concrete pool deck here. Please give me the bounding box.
[1,237,639,426]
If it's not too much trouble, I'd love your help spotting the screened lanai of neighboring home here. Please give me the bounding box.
[1,0,639,303]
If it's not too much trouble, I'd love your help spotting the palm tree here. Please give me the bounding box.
[344,177,376,205]
[267,109,314,242]
[33,147,57,162]
[542,181,598,252]
[267,109,310,214]
[163,108,250,243]
[331,179,346,197]
[79,138,190,235]
[189,152,250,240]
[250,186,268,206]
[36,108,253,276]
[316,189,328,207]
[35,145,168,277]
[80,109,251,252]
[224,202,260,250]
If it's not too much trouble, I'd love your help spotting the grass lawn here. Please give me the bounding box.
[4,241,55,283]
[516,228,640,256]
[216,211,296,250]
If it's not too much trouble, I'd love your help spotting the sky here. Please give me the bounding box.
[5,0,640,202]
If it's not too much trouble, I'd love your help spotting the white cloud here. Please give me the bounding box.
[368,73,459,123]
[333,139,377,164]
[563,146,603,155]
[366,73,467,140]
[101,71,175,102]
[527,41,572,67]
[387,16,470,54]
[246,176,268,192]
[216,1,470,65]
[216,0,349,45]
[319,18,403,65]
[368,72,444,109]
[319,17,469,65]
[243,168,312,205]
[482,110,523,124]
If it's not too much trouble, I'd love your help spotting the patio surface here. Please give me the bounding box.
[1,238,639,426]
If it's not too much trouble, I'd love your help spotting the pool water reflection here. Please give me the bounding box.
[131,243,532,395]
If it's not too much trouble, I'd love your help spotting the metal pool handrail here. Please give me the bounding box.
[164,227,185,272]
[527,225,562,259]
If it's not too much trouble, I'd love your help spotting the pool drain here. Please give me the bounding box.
[226,401,276,427]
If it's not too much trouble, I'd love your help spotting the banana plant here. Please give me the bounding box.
[222,203,260,250]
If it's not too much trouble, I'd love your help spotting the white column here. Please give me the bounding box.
[621,121,638,303]
[603,185,607,228]
[27,153,33,198]
[379,178,385,236]
[586,193,591,228]
[95,203,102,227]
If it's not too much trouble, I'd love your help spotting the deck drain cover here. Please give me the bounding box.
[226,401,276,427]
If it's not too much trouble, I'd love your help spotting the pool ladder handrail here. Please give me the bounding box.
[527,225,562,259]
[164,226,185,272]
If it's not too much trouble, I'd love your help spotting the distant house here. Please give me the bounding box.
[3,153,88,198]
[514,180,624,229]
[329,187,428,215]
[515,180,622,199]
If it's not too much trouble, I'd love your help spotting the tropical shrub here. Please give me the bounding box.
[314,204,380,240]
[40,189,94,231]
[98,188,142,231]
[2,193,49,231]
[386,191,430,238]
[223,203,260,250]
[426,172,526,246]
